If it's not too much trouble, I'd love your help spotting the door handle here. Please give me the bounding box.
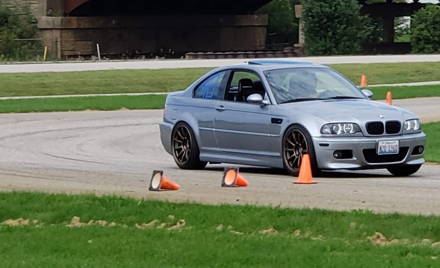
[216,105,225,112]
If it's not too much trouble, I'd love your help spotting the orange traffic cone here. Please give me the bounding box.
[360,74,368,87]
[386,91,392,105]
[294,154,317,184]
[149,170,180,191]
[222,168,249,187]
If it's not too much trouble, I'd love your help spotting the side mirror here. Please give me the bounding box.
[247,93,270,105]
[361,89,373,99]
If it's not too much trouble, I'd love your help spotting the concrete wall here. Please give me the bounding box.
[2,0,46,17]
[39,15,268,59]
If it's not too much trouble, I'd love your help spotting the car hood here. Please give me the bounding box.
[280,99,417,123]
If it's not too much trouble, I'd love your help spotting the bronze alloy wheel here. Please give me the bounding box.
[172,125,191,165]
[171,122,207,169]
[284,128,308,173]
[283,125,320,176]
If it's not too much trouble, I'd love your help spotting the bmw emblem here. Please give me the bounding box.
[379,114,385,119]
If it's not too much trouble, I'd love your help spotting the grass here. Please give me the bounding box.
[424,122,440,163]
[1,62,440,98]
[0,68,211,97]
[0,62,438,113]
[332,62,440,85]
[0,84,437,113]
[1,192,440,267]
[369,85,440,100]
[0,95,166,113]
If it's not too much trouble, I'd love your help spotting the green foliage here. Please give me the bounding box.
[411,5,440,54]
[0,3,41,61]
[302,0,377,55]
[1,192,440,267]
[395,17,411,43]
[259,0,299,46]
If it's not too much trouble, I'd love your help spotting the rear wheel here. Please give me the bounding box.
[171,122,207,169]
[387,164,422,176]
[282,125,320,176]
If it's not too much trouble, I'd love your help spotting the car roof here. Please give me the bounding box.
[216,59,328,72]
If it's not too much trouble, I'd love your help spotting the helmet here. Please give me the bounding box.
[288,70,318,98]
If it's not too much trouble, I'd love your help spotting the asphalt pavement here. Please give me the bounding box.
[0,98,439,215]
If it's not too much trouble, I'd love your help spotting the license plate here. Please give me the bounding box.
[377,140,399,155]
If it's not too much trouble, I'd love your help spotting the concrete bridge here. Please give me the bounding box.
[8,0,270,59]
[6,0,440,59]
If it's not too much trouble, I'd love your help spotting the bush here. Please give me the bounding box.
[259,0,299,47]
[0,3,41,61]
[411,5,440,54]
[302,0,374,55]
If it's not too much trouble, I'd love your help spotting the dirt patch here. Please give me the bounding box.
[259,228,279,235]
[167,219,186,231]
[135,219,160,229]
[368,232,389,245]
[66,216,86,227]
[1,218,37,226]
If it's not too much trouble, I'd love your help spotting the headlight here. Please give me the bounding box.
[403,119,421,134]
[321,123,361,135]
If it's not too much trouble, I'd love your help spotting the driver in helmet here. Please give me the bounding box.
[288,70,319,98]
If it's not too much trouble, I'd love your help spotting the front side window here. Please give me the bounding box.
[194,72,227,99]
[265,67,365,104]
[225,71,266,102]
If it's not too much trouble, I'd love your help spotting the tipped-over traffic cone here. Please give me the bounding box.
[149,170,180,191]
[222,167,249,187]
[386,91,392,105]
[294,154,317,184]
[360,74,368,87]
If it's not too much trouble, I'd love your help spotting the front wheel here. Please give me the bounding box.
[171,122,207,170]
[282,125,320,176]
[387,164,422,176]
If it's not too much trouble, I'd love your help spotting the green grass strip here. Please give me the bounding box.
[0,84,438,113]
[0,68,210,97]
[369,85,440,100]
[424,122,440,163]
[0,192,440,267]
[332,62,440,85]
[1,62,440,98]
[0,95,167,113]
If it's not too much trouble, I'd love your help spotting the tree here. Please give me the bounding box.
[302,0,373,55]
[0,3,41,61]
[259,0,299,47]
[411,5,440,54]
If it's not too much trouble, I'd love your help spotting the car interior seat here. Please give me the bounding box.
[238,79,265,102]
[238,78,254,102]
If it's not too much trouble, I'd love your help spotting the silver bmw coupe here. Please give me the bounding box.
[160,60,425,176]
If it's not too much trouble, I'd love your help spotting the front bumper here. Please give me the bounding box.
[313,132,425,170]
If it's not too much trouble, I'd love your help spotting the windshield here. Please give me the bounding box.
[264,67,366,104]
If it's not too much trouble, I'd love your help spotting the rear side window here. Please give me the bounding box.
[194,71,227,99]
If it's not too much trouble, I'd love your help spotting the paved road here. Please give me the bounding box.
[1,54,440,73]
[0,99,439,215]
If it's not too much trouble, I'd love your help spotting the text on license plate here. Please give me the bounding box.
[377,140,399,155]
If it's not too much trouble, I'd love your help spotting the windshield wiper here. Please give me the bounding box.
[280,98,324,104]
[324,96,363,100]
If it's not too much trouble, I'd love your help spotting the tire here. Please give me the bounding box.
[387,164,422,176]
[171,122,207,169]
[282,125,320,176]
